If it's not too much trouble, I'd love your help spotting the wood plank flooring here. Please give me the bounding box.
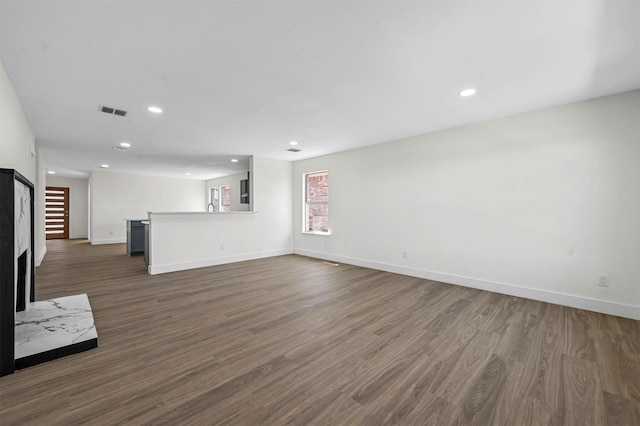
[1,239,638,425]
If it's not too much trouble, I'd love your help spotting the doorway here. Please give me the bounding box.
[45,186,69,239]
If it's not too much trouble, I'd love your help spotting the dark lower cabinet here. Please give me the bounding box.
[126,220,145,255]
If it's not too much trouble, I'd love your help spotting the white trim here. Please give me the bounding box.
[148,211,258,216]
[90,238,126,245]
[36,245,47,267]
[148,248,293,275]
[293,248,640,320]
[303,169,329,234]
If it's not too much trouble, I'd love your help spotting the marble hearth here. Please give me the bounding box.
[14,293,98,369]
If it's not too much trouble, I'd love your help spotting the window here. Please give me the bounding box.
[209,187,219,211]
[221,185,231,213]
[209,185,231,212]
[304,171,329,233]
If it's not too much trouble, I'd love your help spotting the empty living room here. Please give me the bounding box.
[0,1,638,425]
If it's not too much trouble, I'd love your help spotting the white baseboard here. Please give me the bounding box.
[148,248,294,275]
[36,245,47,267]
[293,249,640,321]
[90,238,126,245]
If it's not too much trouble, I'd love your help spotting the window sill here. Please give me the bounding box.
[301,231,331,236]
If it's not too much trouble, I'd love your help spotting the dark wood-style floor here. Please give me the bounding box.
[1,240,638,425]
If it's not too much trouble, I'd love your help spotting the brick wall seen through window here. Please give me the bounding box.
[304,171,329,233]
[221,185,231,212]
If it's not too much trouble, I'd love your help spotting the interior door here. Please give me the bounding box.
[45,186,69,239]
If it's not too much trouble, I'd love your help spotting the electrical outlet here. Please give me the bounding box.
[109,231,113,236]
[402,250,408,259]
[220,243,225,250]
[598,274,609,287]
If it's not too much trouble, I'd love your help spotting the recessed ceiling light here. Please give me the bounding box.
[47,170,55,175]
[113,141,131,151]
[231,158,238,163]
[459,88,476,97]
[148,106,163,113]
[185,173,192,176]
[289,141,298,146]
[100,164,110,169]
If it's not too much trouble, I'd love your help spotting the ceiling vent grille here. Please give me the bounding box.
[99,105,127,117]
[287,148,301,152]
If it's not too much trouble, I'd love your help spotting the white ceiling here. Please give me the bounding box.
[1,1,638,180]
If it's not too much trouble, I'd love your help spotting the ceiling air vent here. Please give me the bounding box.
[99,105,127,117]
[287,148,301,152]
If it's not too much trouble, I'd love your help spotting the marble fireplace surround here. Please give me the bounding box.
[0,169,98,376]
[14,173,33,314]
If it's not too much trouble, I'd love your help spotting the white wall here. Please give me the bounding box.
[89,171,206,244]
[252,156,293,251]
[46,176,89,239]
[293,90,640,319]
[0,60,47,265]
[34,149,47,265]
[0,61,35,182]
[205,171,250,212]
[149,157,292,274]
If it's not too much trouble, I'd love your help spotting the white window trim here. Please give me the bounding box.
[302,230,332,236]
[302,170,330,235]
